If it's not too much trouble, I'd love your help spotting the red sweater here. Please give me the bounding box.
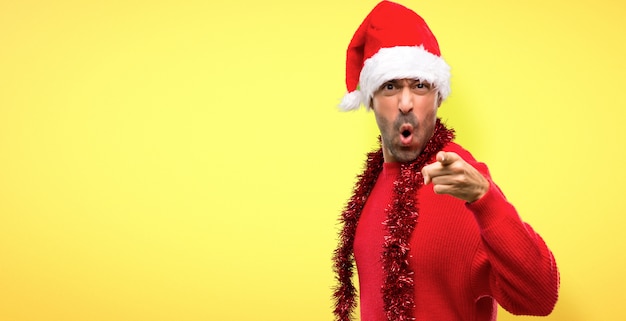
[353,142,559,321]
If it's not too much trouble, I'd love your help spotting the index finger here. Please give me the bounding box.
[436,151,459,166]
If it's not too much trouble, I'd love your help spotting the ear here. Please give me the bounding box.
[436,94,443,108]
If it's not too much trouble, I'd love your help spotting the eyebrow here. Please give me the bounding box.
[380,79,404,87]
[385,79,428,85]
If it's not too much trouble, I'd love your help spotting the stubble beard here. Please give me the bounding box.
[381,114,422,163]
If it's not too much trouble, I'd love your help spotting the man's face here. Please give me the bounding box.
[371,78,440,163]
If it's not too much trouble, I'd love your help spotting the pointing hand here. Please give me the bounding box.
[421,151,489,203]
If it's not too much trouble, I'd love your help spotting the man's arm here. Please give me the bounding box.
[422,151,560,315]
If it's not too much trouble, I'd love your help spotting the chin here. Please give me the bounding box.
[397,143,425,160]
[392,150,420,163]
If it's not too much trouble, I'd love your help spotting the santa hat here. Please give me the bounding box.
[339,1,451,111]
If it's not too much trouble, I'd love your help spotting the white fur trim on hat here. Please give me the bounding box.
[339,90,365,111]
[358,45,451,111]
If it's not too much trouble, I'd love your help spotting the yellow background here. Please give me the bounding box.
[1,0,625,320]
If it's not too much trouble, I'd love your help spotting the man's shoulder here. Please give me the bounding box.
[442,142,477,162]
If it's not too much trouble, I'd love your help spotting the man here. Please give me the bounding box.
[332,1,560,321]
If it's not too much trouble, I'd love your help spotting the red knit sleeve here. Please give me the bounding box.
[466,173,560,315]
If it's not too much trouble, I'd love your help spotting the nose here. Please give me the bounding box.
[398,87,413,114]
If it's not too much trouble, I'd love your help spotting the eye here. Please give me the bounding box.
[413,81,432,94]
[382,82,395,90]
[377,82,399,96]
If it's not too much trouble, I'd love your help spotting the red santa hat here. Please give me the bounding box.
[339,1,451,111]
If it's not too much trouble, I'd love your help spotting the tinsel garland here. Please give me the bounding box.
[332,119,454,321]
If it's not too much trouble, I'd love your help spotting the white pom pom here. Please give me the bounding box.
[338,90,363,111]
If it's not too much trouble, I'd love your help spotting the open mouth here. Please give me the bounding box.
[399,124,414,145]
